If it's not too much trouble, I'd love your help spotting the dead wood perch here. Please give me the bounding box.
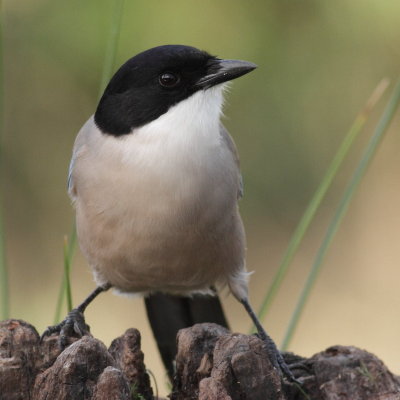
[0,319,399,399]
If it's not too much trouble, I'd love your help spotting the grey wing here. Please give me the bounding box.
[67,132,84,201]
[67,156,77,201]
[67,116,98,202]
[67,117,92,201]
[67,157,74,191]
[220,123,243,199]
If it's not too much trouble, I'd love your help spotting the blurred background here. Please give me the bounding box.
[2,0,400,394]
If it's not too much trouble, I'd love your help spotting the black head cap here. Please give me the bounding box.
[94,45,256,136]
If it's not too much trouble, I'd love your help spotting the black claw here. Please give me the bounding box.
[277,354,302,386]
[255,332,302,385]
[241,299,301,385]
[271,347,302,385]
[41,322,65,343]
[40,308,90,349]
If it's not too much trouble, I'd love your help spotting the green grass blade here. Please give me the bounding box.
[281,78,400,350]
[255,79,390,329]
[54,227,76,323]
[63,235,74,312]
[0,206,8,320]
[0,0,9,320]
[98,0,125,99]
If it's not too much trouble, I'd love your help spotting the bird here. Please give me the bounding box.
[42,44,296,383]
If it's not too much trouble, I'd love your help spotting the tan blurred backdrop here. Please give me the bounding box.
[2,0,400,394]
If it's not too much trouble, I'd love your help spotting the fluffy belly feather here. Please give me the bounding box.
[74,161,243,294]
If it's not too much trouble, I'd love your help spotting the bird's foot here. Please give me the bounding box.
[41,308,90,349]
[240,298,302,385]
[255,331,302,386]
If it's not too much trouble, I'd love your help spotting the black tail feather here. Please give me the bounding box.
[144,292,229,380]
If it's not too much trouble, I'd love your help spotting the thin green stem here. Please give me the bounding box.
[254,79,390,329]
[281,78,400,350]
[0,206,7,320]
[63,235,73,312]
[54,226,76,323]
[98,0,125,99]
[0,0,9,320]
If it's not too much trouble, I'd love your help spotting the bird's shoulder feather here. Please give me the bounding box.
[220,123,243,199]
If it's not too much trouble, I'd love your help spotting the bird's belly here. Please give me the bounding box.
[75,165,240,294]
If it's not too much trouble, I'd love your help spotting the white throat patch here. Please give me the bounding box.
[132,84,226,138]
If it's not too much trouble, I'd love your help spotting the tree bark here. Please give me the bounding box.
[0,319,153,400]
[1,319,399,399]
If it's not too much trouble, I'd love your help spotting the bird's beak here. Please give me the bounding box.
[194,59,257,90]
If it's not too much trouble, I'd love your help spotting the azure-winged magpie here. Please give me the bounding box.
[42,44,297,383]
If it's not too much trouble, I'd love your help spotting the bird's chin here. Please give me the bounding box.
[200,82,228,93]
[220,82,231,93]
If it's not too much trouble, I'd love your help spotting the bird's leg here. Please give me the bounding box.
[240,297,300,385]
[41,283,112,348]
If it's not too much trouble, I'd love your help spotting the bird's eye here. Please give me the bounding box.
[159,72,180,88]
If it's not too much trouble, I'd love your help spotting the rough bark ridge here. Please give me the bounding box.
[1,319,400,399]
[171,323,400,400]
[0,319,153,400]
